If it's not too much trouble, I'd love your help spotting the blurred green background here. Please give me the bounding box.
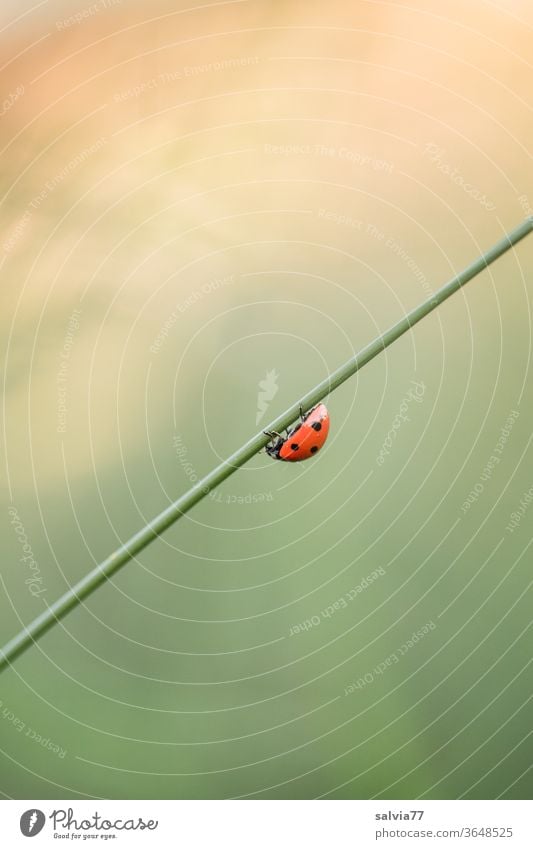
[1,0,532,799]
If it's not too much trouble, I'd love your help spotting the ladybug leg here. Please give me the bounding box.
[299,404,305,421]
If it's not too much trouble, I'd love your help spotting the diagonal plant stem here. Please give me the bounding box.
[1,217,532,673]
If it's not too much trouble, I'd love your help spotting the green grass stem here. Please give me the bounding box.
[1,217,532,673]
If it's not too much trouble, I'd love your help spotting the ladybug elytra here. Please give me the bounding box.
[264,403,330,462]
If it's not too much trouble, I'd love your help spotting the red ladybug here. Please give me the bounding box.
[264,403,330,462]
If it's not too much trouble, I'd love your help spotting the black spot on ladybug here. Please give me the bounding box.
[290,443,299,451]
[310,445,319,453]
[311,421,322,431]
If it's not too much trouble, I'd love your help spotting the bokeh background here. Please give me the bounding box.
[1,0,532,800]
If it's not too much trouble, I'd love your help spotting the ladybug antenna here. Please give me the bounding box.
[264,430,283,440]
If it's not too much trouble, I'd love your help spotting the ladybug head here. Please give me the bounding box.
[264,433,285,460]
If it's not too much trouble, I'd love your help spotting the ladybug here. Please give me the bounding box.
[264,403,330,462]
